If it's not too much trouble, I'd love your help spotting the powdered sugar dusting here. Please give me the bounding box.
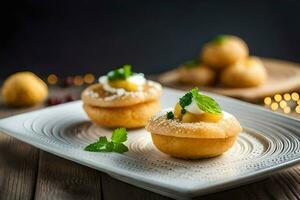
[146,109,238,138]
[88,76,162,102]
[87,90,99,98]
[99,76,127,95]
[152,109,233,123]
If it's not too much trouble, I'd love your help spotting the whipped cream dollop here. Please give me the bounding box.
[98,73,146,95]
[127,73,146,85]
[184,99,230,119]
[185,99,204,115]
[185,99,233,119]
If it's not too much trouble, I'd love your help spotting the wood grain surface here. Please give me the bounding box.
[0,133,39,200]
[0,85,300,200]
[158,58,300,102]
[34,151,103,200]
[0,95,40,200]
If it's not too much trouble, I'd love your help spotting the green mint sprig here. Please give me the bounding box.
[191,88,222,114]
[166,111,174,119]
[107,65,133,81]
[183,59,201,69]
[84,128,129,153]
[179,91,193,114]
[212,35,227,45]
[177,88,222,115]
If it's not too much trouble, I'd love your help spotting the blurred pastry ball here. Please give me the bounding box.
[220,57,267,88]
[201,35,249,69]
[177,60,215,86]
[2,72,48,107]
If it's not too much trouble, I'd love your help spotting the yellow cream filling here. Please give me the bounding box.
[108,80,138,91]
[173,103,223,123]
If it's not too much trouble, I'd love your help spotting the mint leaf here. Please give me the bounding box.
[84,128,128,154]
[105,142,114,152]
[98,136,108,144]
[179,91,193,109]
[166,111,174,119]
[113,143,129,153]
[111,128,127,143]
[183,59,201,69]
[178,91,193,115]
[84,142,103,152]
[84,136,109,152]
[212,35,227,45]
[107,65,133,81]
[191,88,222,114]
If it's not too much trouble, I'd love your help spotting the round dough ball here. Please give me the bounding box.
[81,81,162,108]
[83,100,161,128]
[220,57,267,88]
[2,72,48,107]
[151,134,237,159]
[201,35,249,69]
[146,110,242,159]
[177,65,216,86]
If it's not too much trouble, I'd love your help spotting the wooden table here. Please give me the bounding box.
[1,86,300,200]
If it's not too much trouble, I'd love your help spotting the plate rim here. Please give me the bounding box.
[0,87,299,199]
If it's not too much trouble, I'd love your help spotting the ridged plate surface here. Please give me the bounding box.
[0,88,300,199]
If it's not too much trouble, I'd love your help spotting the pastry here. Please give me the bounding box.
[220,56,267,87]
[146,88,242,159]
[201,35,249,69]
[177,59,215,86]
[82,65,162,128]
[1,71,48,107]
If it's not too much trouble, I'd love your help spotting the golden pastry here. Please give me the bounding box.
[1,71,48,107]
[177,60,215,86]
[82,65,162,128]
[146,88,242,159]
[201,35,249,69]
[220,56,267,87]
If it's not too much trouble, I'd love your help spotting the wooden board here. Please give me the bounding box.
[0,96,40,200]
[158,58,300,102]
[34,151,103,200]
[0,133,39,200]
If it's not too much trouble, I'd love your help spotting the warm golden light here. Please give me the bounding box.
[279,101,287,109]
[47,74,58,85]
[84,73,95,84]
[296,106,300,114]
[283,93,291,101]
[283,106,291,114]
[291,92,299,101]
[74,75,84,86]
[264,97,272,105]
[274,94,282,102]
[298,100,300,105]
[271,102,278,111]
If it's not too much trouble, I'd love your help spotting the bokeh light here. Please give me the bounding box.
[279,100,287,109]
[47,74,58,85]
[271,102,278,111]
[291,92,299,101]
[283,93,291,101]
[283,106,291,114]
[73,75,84,86]
[264,97,272,105]
[274,94,282,102]
[84,73,95,84]
[296,106,300,114]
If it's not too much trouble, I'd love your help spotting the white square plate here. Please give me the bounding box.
[0,88,300,199]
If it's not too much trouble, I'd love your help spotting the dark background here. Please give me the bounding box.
[0,0,300,78]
